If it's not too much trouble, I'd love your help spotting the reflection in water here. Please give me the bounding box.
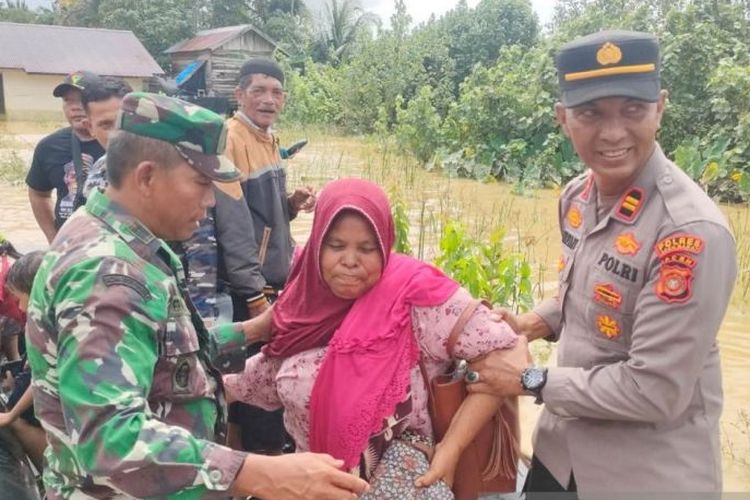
[1,130,748,489]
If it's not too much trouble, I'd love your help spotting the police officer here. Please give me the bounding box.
[25,93,368,499]
[466,31,737,494]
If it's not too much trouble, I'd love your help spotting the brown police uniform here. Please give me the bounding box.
[528,30,738,494]
[533,144,737,492]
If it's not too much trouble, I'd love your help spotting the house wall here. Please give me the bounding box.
[0,69,144,121]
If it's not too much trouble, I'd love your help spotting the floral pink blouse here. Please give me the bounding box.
[223,288,517,452]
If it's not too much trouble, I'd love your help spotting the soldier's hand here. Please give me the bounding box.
[490,309,552,342]
[233,452,369,499]
[466,335,531,397]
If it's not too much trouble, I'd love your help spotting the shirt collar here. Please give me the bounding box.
[86,189,165,258]
[237,111,273,134]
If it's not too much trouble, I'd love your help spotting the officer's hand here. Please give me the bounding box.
[233,452,369,499]
[466,335,530,397]
[490,309,551,342]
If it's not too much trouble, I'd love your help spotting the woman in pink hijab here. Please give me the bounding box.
[224,178,518,487]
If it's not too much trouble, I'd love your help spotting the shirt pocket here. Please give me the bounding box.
[585,268,637,353]
[153,312,213,402]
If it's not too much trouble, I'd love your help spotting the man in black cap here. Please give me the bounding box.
[26,71,106,243]
[224,57,315,456]
[464,30,736,494]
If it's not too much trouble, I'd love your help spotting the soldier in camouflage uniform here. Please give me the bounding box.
[25,92,369,499]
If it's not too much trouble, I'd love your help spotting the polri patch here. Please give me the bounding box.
[596,252,639,283]
[614,233,641,256]
[593,283,623,310]
[596,314,621,339]
[102,274,152,300]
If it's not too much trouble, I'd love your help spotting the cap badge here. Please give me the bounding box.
[596,42,623,66]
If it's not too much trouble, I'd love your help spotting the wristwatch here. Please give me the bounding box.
[521,366,548,405]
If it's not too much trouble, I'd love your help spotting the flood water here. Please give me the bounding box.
[1,126,748,489]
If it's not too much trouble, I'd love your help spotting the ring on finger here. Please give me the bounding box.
[465,370,480,384]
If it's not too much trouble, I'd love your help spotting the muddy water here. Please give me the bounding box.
[1,128,748,489]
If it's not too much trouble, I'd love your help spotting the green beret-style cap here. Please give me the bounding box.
[556,30,661,107]
[116,92,241,183]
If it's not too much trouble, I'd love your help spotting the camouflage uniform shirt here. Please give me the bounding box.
[26,189,249,499]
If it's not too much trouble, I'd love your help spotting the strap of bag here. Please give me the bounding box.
[417,298,489,409]
[445,299,489,358]
[70,132,86,207]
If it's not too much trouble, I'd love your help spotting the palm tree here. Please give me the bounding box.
[321,0,378,61]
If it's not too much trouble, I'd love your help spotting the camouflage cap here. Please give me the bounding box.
[116,92,241,183]
[53,70,102,98]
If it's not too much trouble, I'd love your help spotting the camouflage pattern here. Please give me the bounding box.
[25,189,249,499]
[182,213,220,322]
[117,92,241,183]
[82,154,108,198]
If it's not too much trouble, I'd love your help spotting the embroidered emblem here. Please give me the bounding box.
[173,357,191,394]
[597,252,639,282]
[593,283,623,310]
[615,233,641,256]
[597,42,623,66]
[661,253,697,269]
[102,274,152,300]
[563,230,579,250]
[567,206,583,229]
[655,265,694,303]
[655,234,704,257]
[615,188,644,222]
[558,255,566,273]
[596,315,621,339]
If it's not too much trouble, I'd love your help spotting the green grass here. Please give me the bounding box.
[0,151,27,184]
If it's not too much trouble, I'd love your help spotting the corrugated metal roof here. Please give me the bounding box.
[0,22,164,76]
[165,24,278,54]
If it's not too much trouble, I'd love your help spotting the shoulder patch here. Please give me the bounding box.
[102,274,152,300]
[655,265,694,303]
[654,233,704,257]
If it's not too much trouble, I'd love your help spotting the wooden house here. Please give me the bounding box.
[165,24,283,103]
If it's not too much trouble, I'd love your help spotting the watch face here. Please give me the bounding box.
[523,368,545,391]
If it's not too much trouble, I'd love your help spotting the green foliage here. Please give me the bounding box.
[393,86,443,163]
[434,221,534,313]
[390,193,413,255]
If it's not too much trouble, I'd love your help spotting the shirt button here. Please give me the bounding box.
[661,174,673,185]
[209,469,223,483]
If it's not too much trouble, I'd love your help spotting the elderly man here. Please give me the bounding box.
[26,71,105,242]
[25,93,368,500]
[224,57,315,455]
[468,31,736,494]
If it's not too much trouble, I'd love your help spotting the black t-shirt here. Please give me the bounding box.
[25,127,105,229]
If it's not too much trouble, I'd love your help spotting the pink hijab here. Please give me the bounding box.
[265,178,459,468]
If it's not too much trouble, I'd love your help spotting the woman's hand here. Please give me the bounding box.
[414,441,460,488]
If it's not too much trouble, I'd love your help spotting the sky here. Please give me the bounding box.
[358,0,556,28]
[23,0,557,28]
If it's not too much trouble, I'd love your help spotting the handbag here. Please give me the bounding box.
[419,299,520,500]
[360,438,454,500]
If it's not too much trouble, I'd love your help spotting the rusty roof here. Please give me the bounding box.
[0,22,164,76]
[165,24,279,54]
